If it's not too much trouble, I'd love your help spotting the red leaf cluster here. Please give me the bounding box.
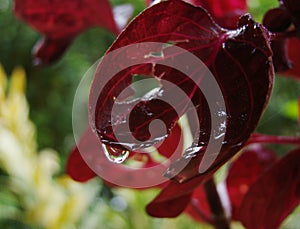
[185,146,277,223]
[57,0,299,228]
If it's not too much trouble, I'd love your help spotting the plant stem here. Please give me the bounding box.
[246,133,300,146]
[204,178,230,229]
[270,28,300,41]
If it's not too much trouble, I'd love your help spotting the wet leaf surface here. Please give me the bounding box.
[89,0,274,217]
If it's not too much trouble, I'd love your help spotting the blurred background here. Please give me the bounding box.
[0,0,299,228]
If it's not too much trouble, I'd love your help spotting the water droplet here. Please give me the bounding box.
[214,132,225,140]
[183,145,205,159]
[102,144,129,164]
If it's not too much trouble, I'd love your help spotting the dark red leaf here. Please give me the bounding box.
[146,175,209,217]
[268,39,292,73]
[186,0,247,29]
[147,0,247,29]
[226,146,277,220]
[148,192,193,217]
[14,0,119,65]
[185,184,211,223]
[32,37,72,66]
[262,1,300,77]
[156,122,182,158]
[266,37,300,80]
[66,129,97,182]
[90,0,226,154]
[262,7,294,74]
[239,147,300,229]
[164,12,274,181]
[283,38,300,80]
[183,146,277,223]
[67,123,183,188]
[263,8,292,33]
[89,0,273,217]
[281,0,300,27]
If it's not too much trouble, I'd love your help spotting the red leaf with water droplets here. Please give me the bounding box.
[226,146,277,220]
[239,147,300,229]
[89,0,273,217]
[14,0,119,65]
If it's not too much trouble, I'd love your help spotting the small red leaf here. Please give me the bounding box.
[226,146,277,220]
[146,176,208,217]
[239,147,300,229]
[66,129,97,182]
[147,192,192,217]
[283,38,300,80]
[32,37,72,66]
[14,0,119,65]
[281,0,300,27]
[156,121,182,158]
[185,185,211,223]
[263,8,292,33]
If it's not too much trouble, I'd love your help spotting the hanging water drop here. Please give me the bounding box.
[102,143,129,164]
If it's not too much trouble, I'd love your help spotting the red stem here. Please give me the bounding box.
[204,178,231,229]
[246,133,300,146]
[298,96,300,126]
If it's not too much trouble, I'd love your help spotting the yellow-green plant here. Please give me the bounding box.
[0,65,99,229]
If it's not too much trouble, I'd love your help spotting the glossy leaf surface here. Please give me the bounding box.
[89,0,274,217]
